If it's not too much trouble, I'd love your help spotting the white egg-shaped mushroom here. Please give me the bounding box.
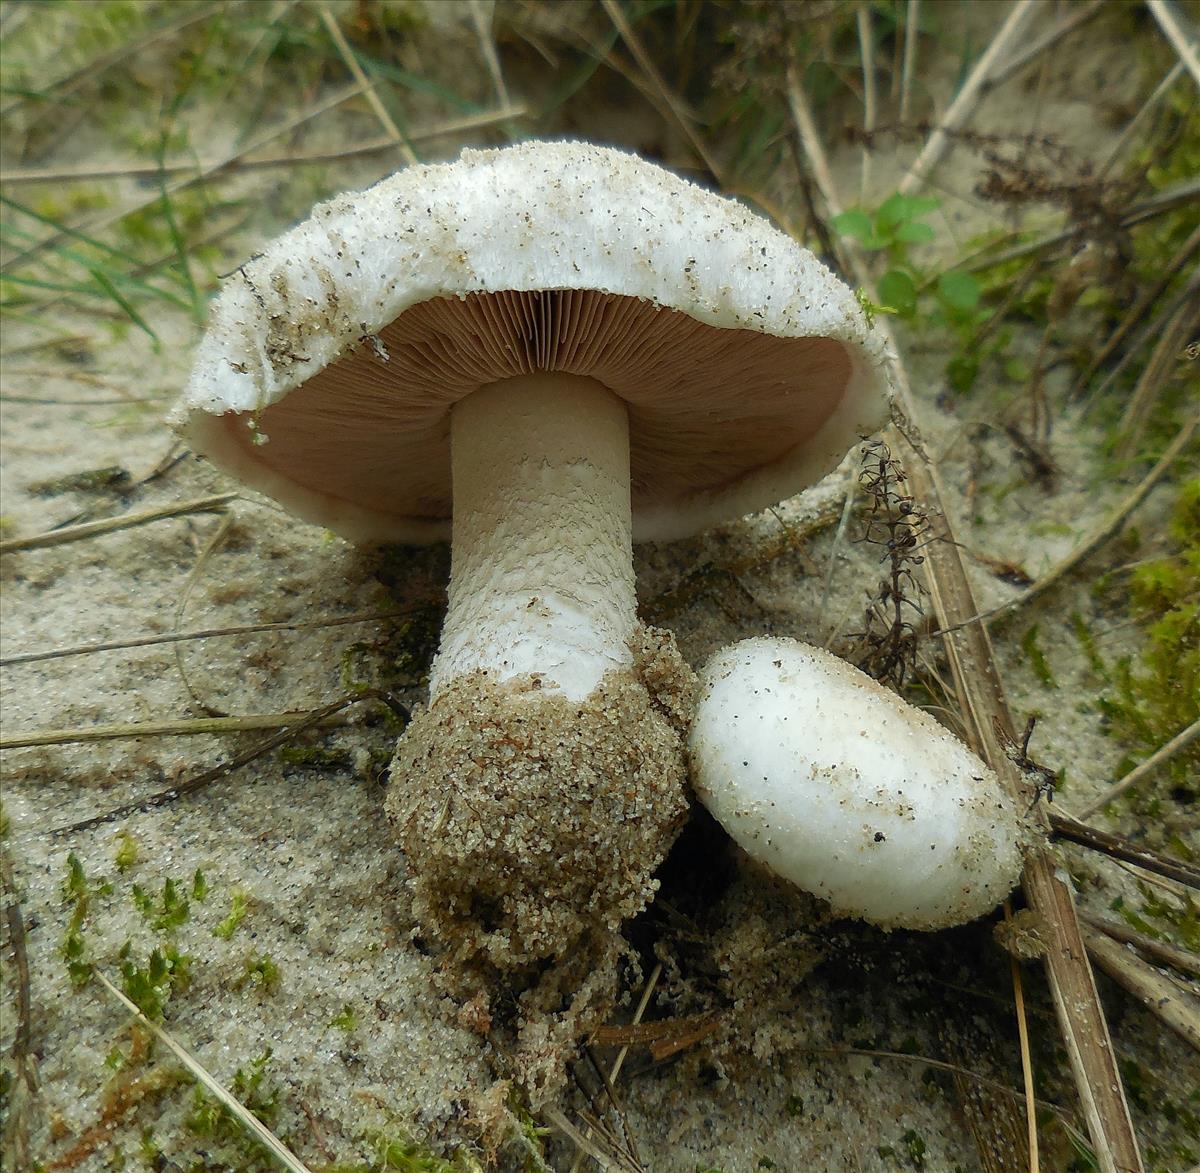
[689,637,1024,929]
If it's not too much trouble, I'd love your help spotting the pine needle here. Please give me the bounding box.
[92,969,314,1173]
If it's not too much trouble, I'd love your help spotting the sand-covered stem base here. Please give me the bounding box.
[386,627,695,1093]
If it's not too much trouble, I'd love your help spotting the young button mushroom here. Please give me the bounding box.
[689,637,1025,929]
[173,141,891,982]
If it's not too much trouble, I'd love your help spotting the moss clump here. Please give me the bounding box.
[1097,478,1199,812]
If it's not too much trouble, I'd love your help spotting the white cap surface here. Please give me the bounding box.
[174,141,891,542]
[689,637,1024,929]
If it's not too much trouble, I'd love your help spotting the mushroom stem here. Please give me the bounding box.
[429,372,636,703]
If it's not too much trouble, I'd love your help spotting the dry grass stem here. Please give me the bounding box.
[1079,910,1200,980]
[600,0,723,183]
[985,0,1107,93]
[981,414,1198,629]
[1075,718,1200,820]
[318,5,415,163]
[963,175,1200,273]
[0,608,413,668]
[786,70,1144,1173]
[469,0,512,108]
[91,970,314,1173]
[1114,297,1197,459]
[1071,221,1200,396]
[1098,59,1186,177]
[1083,929,1200,1054]
[0,710,354,750]
[2,80,374,274]
[898,0,920,124]
[1048,809,1200,890]
[42,692,405,838]
[858,4,876,201]
[896,0,1037,196]
[0,493,237,554]
[1146,0,1200,87]
[0,106,528,186]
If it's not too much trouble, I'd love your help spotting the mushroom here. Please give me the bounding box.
[689,637,1026,929]
[173,141,891,979]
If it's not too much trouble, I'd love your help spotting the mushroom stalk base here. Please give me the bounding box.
[430,372,635,703]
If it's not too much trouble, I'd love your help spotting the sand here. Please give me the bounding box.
[2,3,1196,1171]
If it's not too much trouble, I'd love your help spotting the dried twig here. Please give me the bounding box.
[896,0,1037,196]
[318,6,415,163]
[599,0,723,183]
[1048,809,1200,890]
[0,493,236,554]
[92,970,314,1173]
[41,691,406,837]
[1146,0,1200,89]
[858,4,876,200]
[1075,719,1200,820]
[0,106,527,186]
[0,710,356,751]
[0,608,414,668]
[787,67,1144,1173]
[898,0,920,124]
[1083,929,1200,1053]
[1079,910,1200,980]
[984,0,1106,93]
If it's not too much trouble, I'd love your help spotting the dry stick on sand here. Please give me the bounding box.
[1047,809,1200,891]
[0,106,527,186]
[1083,929,1200,1054]
[1075,718,1200,820]
[895,0,1037,196]
[0,710,356,751]
[0,608,415,668]
[1146,0,1200,88]
[91,970,314,1173]
[0,493,237,554]
[787,66,1144,1173]
[1114,295,1197,460]
[1078,910,1200,981]
[39,691,407,838]
[318,5,416,163]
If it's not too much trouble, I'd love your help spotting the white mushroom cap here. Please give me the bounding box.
[689,637,1024,930]
[173,140,890,543]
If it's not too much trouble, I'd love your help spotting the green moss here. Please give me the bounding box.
[329,1003,359,1032]
[213,888,248,939]
[113,832,139,872]
[28,465,130,496]
[184,1048,282,1172]
[131,875,191,932]
[60,852,111,988]
[236,953,280,995]
[1096,479,1199,811]
[1020,625,1057,688]
[118,941,190,1020]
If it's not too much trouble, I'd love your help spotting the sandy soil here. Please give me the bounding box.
[2,3,1196,1171]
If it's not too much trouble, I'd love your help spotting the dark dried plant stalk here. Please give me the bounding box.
[848,438,930,688]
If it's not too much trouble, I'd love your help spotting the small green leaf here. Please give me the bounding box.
[937,270,982,312]
[894,221,935,244]
[877,269,917,318]
[831,209,874,242]
[946,353,980,393]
